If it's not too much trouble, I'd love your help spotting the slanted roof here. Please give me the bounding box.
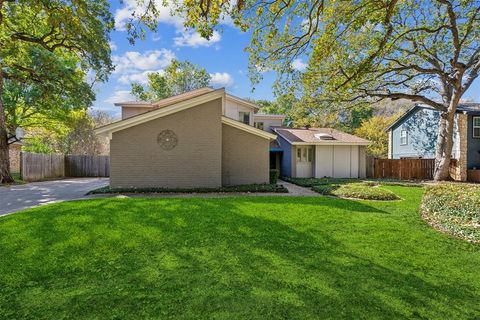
[386,102,480,132]
[114,88,214,107]
[113,88,260,110]
[96,89,225,138]
[273,127,370,145]
[222,116,277,140]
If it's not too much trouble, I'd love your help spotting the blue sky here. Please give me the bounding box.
[92,0,285,116]
[93,0,480,117]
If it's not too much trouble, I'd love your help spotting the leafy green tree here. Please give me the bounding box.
[133,0,480,181]
[0,0,113,183]
[131,72,171,101]
[354,115,400,158]
[131,59,211,101]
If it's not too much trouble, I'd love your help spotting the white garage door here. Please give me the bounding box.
[314,145,359,178]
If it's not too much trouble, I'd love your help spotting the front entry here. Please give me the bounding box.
[296,146,313,177]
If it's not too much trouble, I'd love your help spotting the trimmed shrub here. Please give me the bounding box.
[270,169,279,184]
[312,182,400,201]
[87,183,289,195]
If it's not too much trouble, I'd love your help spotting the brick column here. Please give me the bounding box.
[454,113,468,181]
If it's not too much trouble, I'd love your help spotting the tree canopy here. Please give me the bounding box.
[131,59,211,101]
[0,0,114,183]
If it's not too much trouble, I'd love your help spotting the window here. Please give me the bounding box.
[254,122,264,130]
[239,112,250,125]
[473,117,480,138]
[400,130,408,145]
[297,147,313,162]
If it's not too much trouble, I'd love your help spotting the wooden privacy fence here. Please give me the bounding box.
[21,152,109,181]
[373,158,459,180]
[65,155,110,177]
[20,153,65,182]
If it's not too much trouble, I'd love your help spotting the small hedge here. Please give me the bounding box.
[422,183,480,243]
[269,169,279,184]
[87,183,288,195]
[312,182,400,201]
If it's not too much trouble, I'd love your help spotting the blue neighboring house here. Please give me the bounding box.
[386,103,480,181]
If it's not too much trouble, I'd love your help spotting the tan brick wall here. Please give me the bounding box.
[222,124,270,186]
[110,98,223,188]
[8,144,21,173]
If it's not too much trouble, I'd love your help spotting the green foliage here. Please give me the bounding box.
[0,0,114,182]
[269,169,279,184]
[312,182,400,201]
[1,189,480,318]
[354,114,400,157]
[131,59,211,101]
[422,183,480,243]
[88,183,288,195]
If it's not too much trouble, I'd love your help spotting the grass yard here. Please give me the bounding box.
[1,186,479,319]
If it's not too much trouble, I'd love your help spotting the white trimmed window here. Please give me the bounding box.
[400,130,408,145]
[297,147,313,162]
[473,117,480,138]
[239,112,250,125]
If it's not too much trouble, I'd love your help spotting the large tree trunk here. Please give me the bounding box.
[0,69,14,184]
[433,98,459,181]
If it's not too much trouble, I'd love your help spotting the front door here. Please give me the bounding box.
[296,146,313,177]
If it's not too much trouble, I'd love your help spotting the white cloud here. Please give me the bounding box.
[109,41,117,51]
[104,90,135,104]
[292,58,307,71]
[173,31,221,47]
[114,0,223,48]
[114,0,183,31]
[112,49,176,74]
[118,69,165,85]
[210,72,234,88]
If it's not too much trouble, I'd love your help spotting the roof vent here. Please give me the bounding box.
[314,133,335,140]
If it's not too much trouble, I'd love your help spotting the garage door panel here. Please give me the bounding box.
[350,146,359,178]
[315,146,333,178]
[333,146,351,178]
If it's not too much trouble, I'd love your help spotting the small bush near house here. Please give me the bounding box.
[422,183,480,243]
[269,169,279,184]
[312,182,400,200]
[88,183,288,195]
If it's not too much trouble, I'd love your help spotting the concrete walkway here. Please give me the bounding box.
[0,178,108,216]
[278,180,318,196]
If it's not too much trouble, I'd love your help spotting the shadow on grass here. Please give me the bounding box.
[0,196,478,319]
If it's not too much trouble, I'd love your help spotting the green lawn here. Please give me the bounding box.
[1,186,479,319]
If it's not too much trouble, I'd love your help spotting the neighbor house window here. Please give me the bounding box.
[254,122,264,130]
[239,112,250,125]
[473,117,480,138]
[297,147,313,162]
[400,130,408,145]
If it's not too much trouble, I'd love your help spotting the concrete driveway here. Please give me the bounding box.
[0,178,109,216]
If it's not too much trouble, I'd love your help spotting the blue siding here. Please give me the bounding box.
[276,135,293,177]
[467,115,480,169]
[391,107,459,159]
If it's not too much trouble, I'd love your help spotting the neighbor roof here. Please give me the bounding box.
[273,127,370,145]
[386,103,480,131]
